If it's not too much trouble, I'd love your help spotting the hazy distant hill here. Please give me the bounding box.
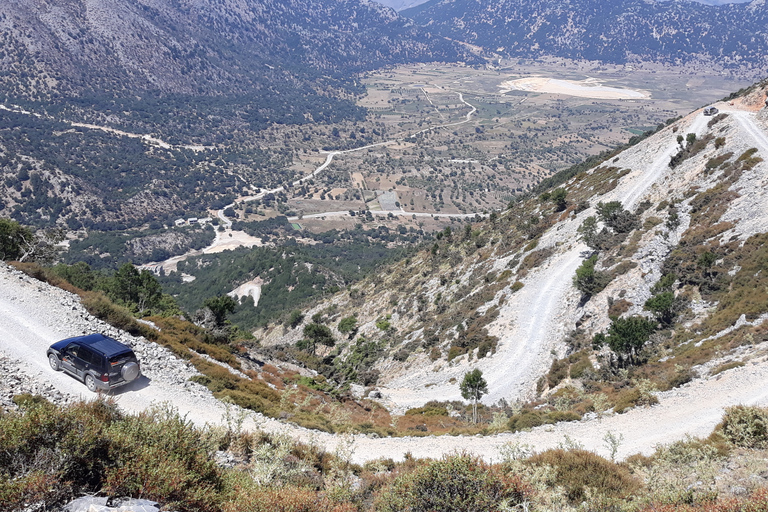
[403,0,768,70]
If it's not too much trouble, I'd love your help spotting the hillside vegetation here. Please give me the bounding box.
[3,396,768,512]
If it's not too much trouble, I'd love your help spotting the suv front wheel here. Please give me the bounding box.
[48,354,60,371]
[85,374,98,393]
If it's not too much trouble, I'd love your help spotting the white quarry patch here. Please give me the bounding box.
[229,277,263,308]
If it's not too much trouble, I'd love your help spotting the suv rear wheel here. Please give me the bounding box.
[48,354,60,371]
[85,374,98,393]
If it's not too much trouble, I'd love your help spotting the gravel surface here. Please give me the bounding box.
[2,261,767,465]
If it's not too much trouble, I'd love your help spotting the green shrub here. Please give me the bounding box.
[527,449,641,503]
[613,388,659,414]
[570,357,594,379]
[338,315,357,334]
[0,398,224,511]
[507,410,580,432]
[721,406,768,449]
[374,453,532,512]
[104,405,223,511]
[573,255,611,297]
[375,316,391,331]
[81,290,142,335]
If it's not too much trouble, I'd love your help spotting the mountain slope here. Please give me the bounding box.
[403,0,768,71]
[0,0,476,100]
[258,80,768,414]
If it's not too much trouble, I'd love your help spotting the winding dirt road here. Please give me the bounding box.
[2,261,768,465]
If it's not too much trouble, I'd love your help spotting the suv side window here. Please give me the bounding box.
[89,350,105,369]
[64,343,80,359]
[78,346,94,365]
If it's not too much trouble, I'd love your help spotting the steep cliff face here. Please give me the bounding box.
[403,0,768,72]
[261,81,768,411]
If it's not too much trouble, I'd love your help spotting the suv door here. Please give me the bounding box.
[70,346,94,380]
[60,343,81,376]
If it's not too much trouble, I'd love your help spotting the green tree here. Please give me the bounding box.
[577,216,598,249]
[109,263,163,315]
[460,368,488,424]
[595,316,657,366]
[596,201,638,233]
[697,251,718,283]
[0,218,33,261]
[644,291,679,325]
[573,255,610,297]
[338,315,358,336]
[203,295,238,326]
[287,310,304,329]
[551,188,567,211]
[302,322,335,354]
[52,262,98,291]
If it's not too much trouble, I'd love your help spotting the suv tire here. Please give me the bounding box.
[85,374,98,393]
[48,354,60,371]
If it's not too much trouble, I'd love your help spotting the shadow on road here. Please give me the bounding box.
[109,375,151,395]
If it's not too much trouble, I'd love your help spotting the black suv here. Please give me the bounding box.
[47,334,141,392]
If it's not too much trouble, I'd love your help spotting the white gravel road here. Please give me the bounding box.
[2,261,767,465]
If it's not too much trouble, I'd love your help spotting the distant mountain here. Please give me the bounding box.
[0,0,476,102]
[403,0,768,70]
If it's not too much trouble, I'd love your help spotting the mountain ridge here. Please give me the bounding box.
[403,0,768,72]
[0,0,477,100]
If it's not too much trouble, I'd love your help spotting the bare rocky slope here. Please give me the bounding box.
[403,0,768,74]
[4,85,768,464]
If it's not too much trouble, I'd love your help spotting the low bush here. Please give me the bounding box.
[0,398,222,512]
[528,449,641,503]
[613,387,659,414]
[507,409,580,432]
[573,255,611,297]
[80,290,142,335]
[721,405,768,449]
[405,403,449,417]
[374,453,532,512]
[710,360,745,376]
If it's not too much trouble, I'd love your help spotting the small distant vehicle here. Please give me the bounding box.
[47,334,141,392]
[703,107,719,116]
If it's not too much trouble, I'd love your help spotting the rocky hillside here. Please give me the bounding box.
[260,79,768,413]
[403,0,768,72]
[0,0,476,101]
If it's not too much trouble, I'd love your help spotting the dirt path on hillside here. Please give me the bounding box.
[2,261,768,465]
[378,111,710,409]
